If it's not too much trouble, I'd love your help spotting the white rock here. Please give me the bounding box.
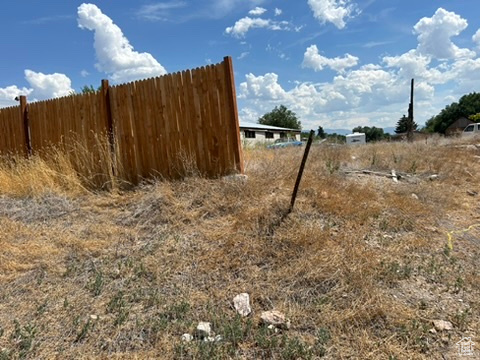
[411,193,419,200]
[429,174,439,181]
[181,333,193,342]
[433,320,453,331]
[89,315,98,320]
[260,310,290,329]
[214,335,223,342]
[204,336,215,342]
[233,293,252,317]
[196,322,212,338]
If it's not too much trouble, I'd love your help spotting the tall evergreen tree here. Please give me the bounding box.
[395,114,418,133]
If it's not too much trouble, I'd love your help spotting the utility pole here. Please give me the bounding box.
[407,79,414,141]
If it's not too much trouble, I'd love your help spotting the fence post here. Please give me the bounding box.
[19,95,32,157]
[101,79,116,174]
[223,56,245,174]
[289,130,315,213]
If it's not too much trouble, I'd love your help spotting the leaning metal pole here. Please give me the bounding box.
[289,130,315,213]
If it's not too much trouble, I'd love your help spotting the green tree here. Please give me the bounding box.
[425,92,480,133]
[81,85,99,94]
[395,114,418,134]
[469,113,480,122]
[317,126,326,139]
[352,126,387,142]
[258,105,301,130]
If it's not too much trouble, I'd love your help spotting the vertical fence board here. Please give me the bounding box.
[223,57,244,174]
[147,77,166,177]
[215,64,232,170]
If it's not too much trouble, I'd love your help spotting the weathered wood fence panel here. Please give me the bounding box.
[28,91,108,153]
[0,57,244,183]
[0,105,25,155]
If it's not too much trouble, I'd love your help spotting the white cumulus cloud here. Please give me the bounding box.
[248,7,267,16]
[307,0,358,29]
[473,29,480,47]
[414,8,476,60]
[77,3,167,83]
[24,70,73,99]
[302,44,359,73]
[237,7,480,130]
[0,70,73,108]
[0,85,33,108]
[225,16,290,38]
[237,65,437,130]
[239,73,288,100]
[382,50,446,84]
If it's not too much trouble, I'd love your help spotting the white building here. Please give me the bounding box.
[346,132,366,145]
[239,121,301,145]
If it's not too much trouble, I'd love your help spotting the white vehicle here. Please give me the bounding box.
[346,132,366,145]
[462,123,480,136]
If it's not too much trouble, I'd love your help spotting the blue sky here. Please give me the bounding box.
[1,1,480,131]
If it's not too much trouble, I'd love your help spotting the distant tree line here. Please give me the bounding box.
[352,126,389,142]
[257,93,480,143]
[424,92,480,133]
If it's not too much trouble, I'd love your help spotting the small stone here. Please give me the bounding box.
[411,193,419,200]
[429,174,439,181]
[433,320,453,331]
[429,328,437,334]
[204,336,215,342]
[260,310,290,330]
[196,322,212,338]
[181,333,193,342]
[233,293,251,317]
[90,315,98,320]
[214,335,223,342]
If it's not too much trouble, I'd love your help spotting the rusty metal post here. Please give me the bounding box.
[289,129,315,213]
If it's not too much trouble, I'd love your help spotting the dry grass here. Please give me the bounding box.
[0,136,480,359]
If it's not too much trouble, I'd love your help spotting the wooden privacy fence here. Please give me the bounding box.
[0,56,244,183]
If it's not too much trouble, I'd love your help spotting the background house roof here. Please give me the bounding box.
[447,117,474,129]
[239,121,301,132]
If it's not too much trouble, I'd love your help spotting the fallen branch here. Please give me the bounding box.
[344,169,403,179]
